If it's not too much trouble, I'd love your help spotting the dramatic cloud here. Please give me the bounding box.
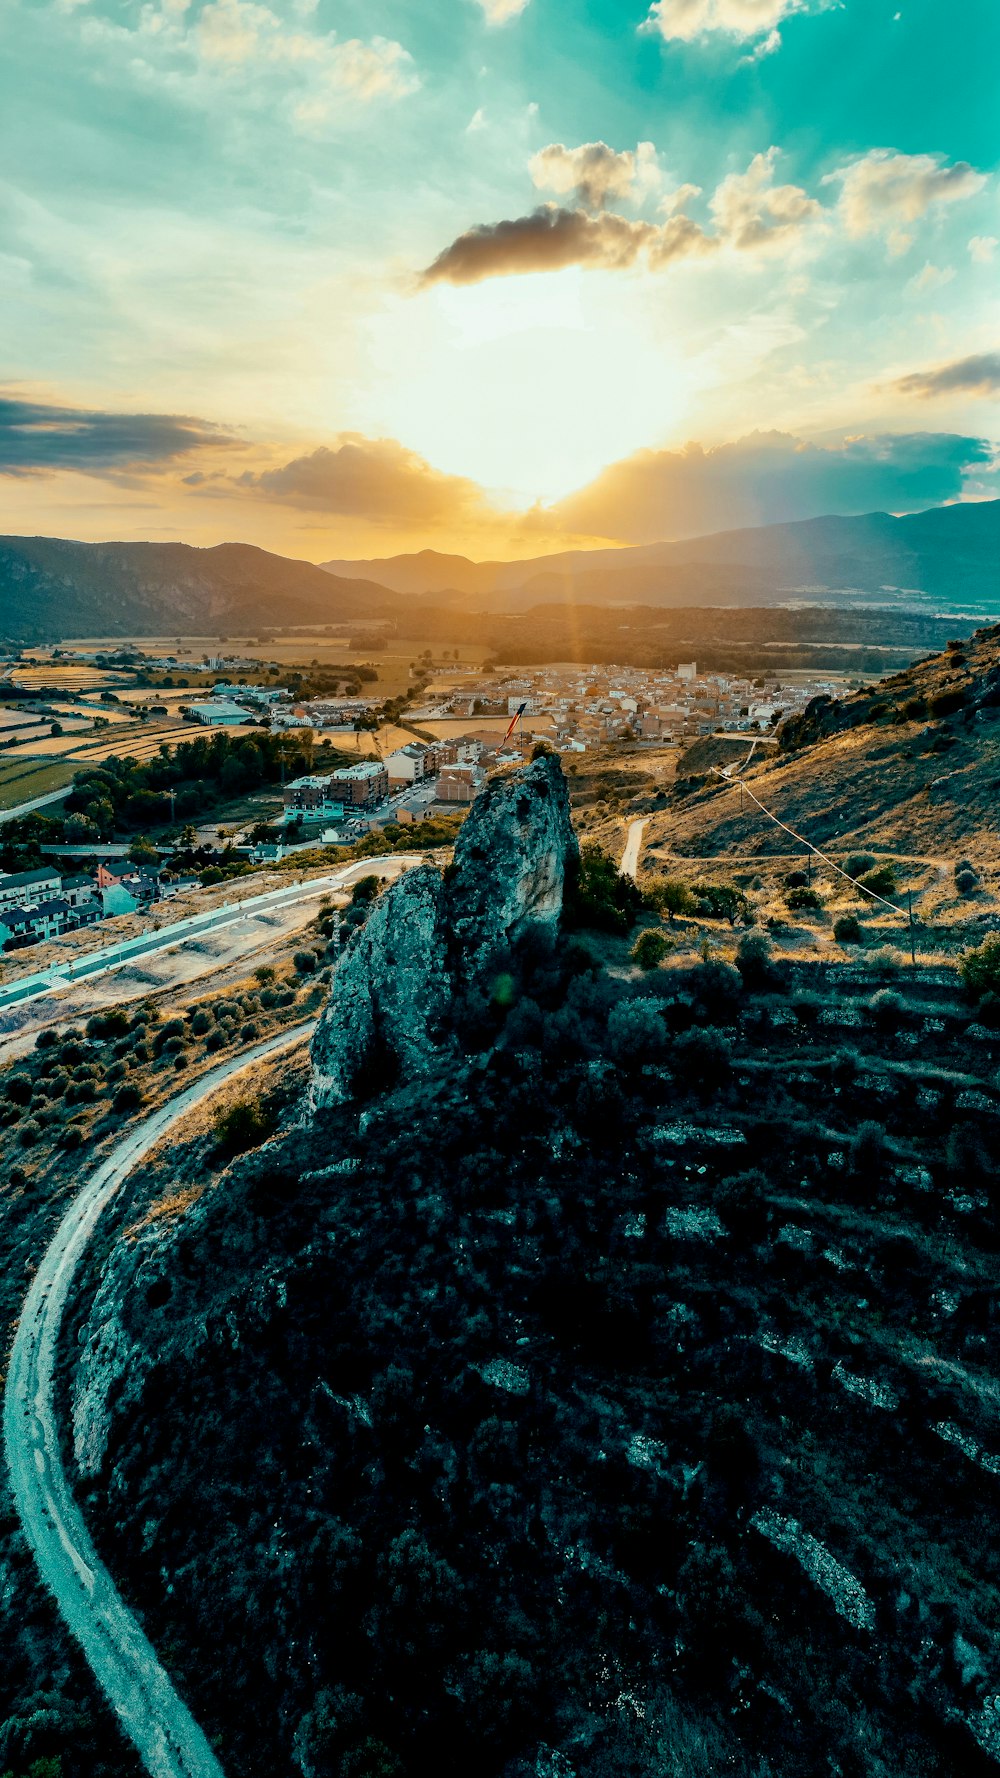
[890,352,1000,400]
[240,435,492,528]
[547,429,995,543]
[827,149,987,245]
[420,146,825,286]
[529,141,660,210]
[641,0,823,46]
[0,395,235,477]
[710,147,822,249]
[419,204,716,286]
[470,0,531,22]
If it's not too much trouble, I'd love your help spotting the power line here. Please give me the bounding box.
[708,764,903,917]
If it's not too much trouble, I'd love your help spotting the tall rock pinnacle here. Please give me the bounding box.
[310,753,578,1109]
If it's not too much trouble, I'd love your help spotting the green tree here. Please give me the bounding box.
[631,929,671,970]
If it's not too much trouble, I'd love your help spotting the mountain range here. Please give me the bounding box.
[0,501,996,641]
[324,500,1000,613]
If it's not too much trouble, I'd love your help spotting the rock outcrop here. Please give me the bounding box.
[310,753,578,1109]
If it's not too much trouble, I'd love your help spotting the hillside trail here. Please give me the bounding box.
[4,1025,314,1778]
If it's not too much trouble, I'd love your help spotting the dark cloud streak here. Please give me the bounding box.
[890,352,1000,399]
[0,395,236,477]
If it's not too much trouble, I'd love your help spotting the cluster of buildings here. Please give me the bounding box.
[0,861,198,952]
[281,737,504,835]
[432,663,845,748]
[186,683,378,731]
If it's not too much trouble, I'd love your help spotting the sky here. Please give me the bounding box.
[1,0,998,560]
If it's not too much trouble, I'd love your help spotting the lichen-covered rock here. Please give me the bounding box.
[444,752,578,985]
[310,755,578,1109]
[310,864,450,1110]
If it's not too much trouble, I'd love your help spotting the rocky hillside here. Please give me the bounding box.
[0,537,398,641]
[663,621,1000,857]
[61,756,1000,1778]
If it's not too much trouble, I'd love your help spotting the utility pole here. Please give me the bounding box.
[907,887,916,967]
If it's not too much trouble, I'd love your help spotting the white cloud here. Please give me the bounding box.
[907,261,955,294]
[78,0,418,117]
[826,149,987,239]
[466,107,487,133]
[529,141,660,210]
[641,0,823,45]
[969,234,998,264]
[471,0,530,23]
[710,147,823,250]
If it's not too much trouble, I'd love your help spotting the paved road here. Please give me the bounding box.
[0,786,73,824]
[3,1024,316,1778]
[0,853,423,1012]
[621,818,648,881]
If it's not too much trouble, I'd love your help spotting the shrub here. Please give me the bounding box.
[929,687,967,718]
[17,1119,42,1148]
[955,868,979,896]
[86,1009,129,1039]
[791,991,823,1025]
[784,869,808,888]
[869,988,905,1032]
[856,864,898,899]
[833,914,862,944]
[189,1010,211,1035]
[205,1029,226,1053]
[961,933,1000,1001]
[564,845,643,935]
[606,997,668,1064]
[845,852,876,879]
[716,1169,770,1239]
[240,1021,260,1043]
[689,959,743,1021]
[8,1164,26,1188]
[630,929,671,970]
[786,886,821,910]
[351,875,382,905]
[59,1124,85,1151]
[113,1082,143,1114]
[106,1061,127,1083]
[214,1095,277,1155]
[293,949,318,975]
[646,878,697,921]
[5,1073,33,1106]
[735,930,778,990]
[34,1028,58,1050]
[829,1047,861,1087]
[254,964,277,984]
[153,1018,185,1053]
[671,1026,733,1089]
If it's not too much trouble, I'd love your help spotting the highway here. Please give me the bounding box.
[0,786,74,825]
[0,853,422,1012]
[3,1024,316,1778]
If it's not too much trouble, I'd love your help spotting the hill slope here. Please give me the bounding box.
[0,537,398,640]
[660,621,1000,857]
[324,500,1000,613]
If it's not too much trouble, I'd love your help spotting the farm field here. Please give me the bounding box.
[0,757,77,809]
[9,664,134,690]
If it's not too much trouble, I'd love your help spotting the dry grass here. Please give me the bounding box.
[126,1184,204,1237]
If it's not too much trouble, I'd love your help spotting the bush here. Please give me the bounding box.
[18,1119,42,1148]
[630,929,671,970]
[8,1164,26,1188]
[786,886,821,910]
[869,988,905,1032]
[791,991,823,1025]
[58,1124,85,1151]
[189,1009,211,1035]
[856,864,898,899]
[833,914,862,944]
[671,1026,732,1089]
[735,930,778,990]
[240,1021,260,1043]
[955,868,979,896]
[564,845,643,935]
[961,933,1000,1001]
[848,1119,892,1181]
[113,1083,143,1114]
[784,869,808,888]
[5,1073,33,1106]
[606,997,668,1064]
[214,1095,278,1155]
[351,875,382,905]
[205,1029,226,1053]
[692,882,749,926]
[845,852,876,879]
[689,959,742,1021]
[34,1028,58,1050]
[929,687,967,718]
[293,949,318,975]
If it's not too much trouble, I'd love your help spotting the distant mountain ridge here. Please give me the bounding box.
[0,537,398,641]
[323,501,1000,613]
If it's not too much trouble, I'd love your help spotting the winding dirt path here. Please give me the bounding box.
[3,1025,315,1778]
